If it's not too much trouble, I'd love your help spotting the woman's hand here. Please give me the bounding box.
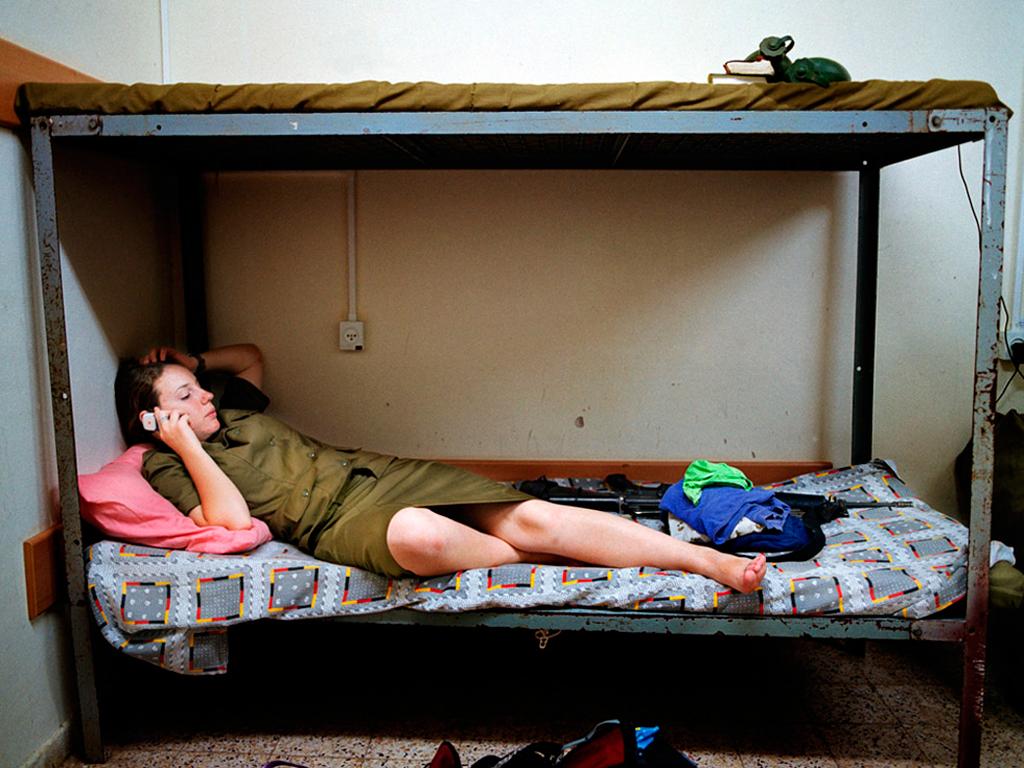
[140,346,196,371]
[151,407,201,456]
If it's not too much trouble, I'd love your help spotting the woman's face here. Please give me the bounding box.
[152,364,220,440]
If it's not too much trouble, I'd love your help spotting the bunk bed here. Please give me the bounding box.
[19,79,1009,767]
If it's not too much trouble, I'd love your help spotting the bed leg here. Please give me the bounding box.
[957,627,986,768]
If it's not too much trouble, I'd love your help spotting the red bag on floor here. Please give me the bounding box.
[432,721,699,768]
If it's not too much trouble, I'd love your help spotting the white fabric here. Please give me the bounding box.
[991,540,1016,567]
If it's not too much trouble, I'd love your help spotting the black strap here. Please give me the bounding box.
[471,742,561,768]
[765,511,827,563]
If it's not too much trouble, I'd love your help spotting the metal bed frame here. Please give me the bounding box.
[28,105,1008,766]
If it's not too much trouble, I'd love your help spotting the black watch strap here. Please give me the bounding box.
[189,352,207,376]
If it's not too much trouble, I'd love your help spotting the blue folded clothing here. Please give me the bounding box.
[659,483,790,546]
[718,512,812,556]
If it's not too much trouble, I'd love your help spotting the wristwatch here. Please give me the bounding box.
[189,352,206,376]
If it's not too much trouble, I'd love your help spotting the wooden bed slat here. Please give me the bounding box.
[441,459,832,484]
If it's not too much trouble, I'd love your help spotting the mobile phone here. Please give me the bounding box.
[141,411,158,432]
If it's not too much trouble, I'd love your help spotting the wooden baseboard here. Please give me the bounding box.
[23,523,63,619]
[441,459,832,484]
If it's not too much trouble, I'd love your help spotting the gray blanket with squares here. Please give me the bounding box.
[86,461,968,674]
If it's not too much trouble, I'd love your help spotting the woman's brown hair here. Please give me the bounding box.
[114,358,166,445]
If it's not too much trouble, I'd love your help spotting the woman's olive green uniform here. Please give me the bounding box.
[143,409,529,577]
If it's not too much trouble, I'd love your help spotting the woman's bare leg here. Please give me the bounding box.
[460,499,767,593]
[386,506,563,576]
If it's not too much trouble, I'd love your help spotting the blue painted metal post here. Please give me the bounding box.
[30,117,105,762]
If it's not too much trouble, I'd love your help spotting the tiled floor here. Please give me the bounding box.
[61,622,1024,767]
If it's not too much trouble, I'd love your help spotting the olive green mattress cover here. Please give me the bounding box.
[16,79,1006,118]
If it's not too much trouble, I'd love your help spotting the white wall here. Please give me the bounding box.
[0,0,162,79]
[0,4,162,766]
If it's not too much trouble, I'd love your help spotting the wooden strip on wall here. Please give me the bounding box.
[23,523,64,619]
[0,37,99,128]
[442,459,833,484]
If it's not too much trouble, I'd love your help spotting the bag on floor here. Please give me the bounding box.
[425,721,699,768]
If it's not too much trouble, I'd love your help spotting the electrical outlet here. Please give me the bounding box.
[339,320,365,351]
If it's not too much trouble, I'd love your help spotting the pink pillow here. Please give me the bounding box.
[77,445,272,553]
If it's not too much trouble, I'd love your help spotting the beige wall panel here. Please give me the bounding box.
[205,170,857,463]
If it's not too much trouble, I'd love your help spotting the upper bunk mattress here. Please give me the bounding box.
[16,79,1006,118]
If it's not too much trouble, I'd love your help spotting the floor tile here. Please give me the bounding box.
[686,751,745,768]
[366,734,453,768]
[270,732,372,759]
[805,683,898,726]
[984,690,1024,731]
[738,752,839,768]
[861,642,958,688]
[820,722,924,768]
[103,723,197,750]
[797,643,874,685]
[168,753,272,767]
[457,741,537,766]
[61,750,142,768]
[980,712,1024,767]
[733,725,838,768]
[63,750,264,768]
[160,731,282,755]
[874,684,960,726]
[905,723,957,767]
[264,756,366,768]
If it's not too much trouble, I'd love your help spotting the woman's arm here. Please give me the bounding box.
[153,406,252,530]
[140,343,264,389]
[197,344,264,388]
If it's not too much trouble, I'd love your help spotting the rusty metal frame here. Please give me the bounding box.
[956,109,1008,768]
[28,105,1009,768]
[333,609,969,641]
[29,116,104,762]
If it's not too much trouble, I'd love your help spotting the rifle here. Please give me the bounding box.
[774,492,913,522]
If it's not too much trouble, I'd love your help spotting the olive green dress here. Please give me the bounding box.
[143,409,530,577]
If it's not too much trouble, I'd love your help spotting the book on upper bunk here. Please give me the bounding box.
[707,73,770,85]
[723,58,775,76]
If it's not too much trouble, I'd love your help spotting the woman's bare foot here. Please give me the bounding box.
[716,552,768,593]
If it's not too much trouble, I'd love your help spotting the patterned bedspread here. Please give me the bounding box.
[86,461,968,674]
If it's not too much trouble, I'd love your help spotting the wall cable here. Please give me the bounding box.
[159,0,171,84]
[959,146,1023,402]
[347,171,358,322]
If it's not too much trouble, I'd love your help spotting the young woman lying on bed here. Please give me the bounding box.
[115,344,767,593]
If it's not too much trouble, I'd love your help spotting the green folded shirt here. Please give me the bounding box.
[683,459,753,505]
